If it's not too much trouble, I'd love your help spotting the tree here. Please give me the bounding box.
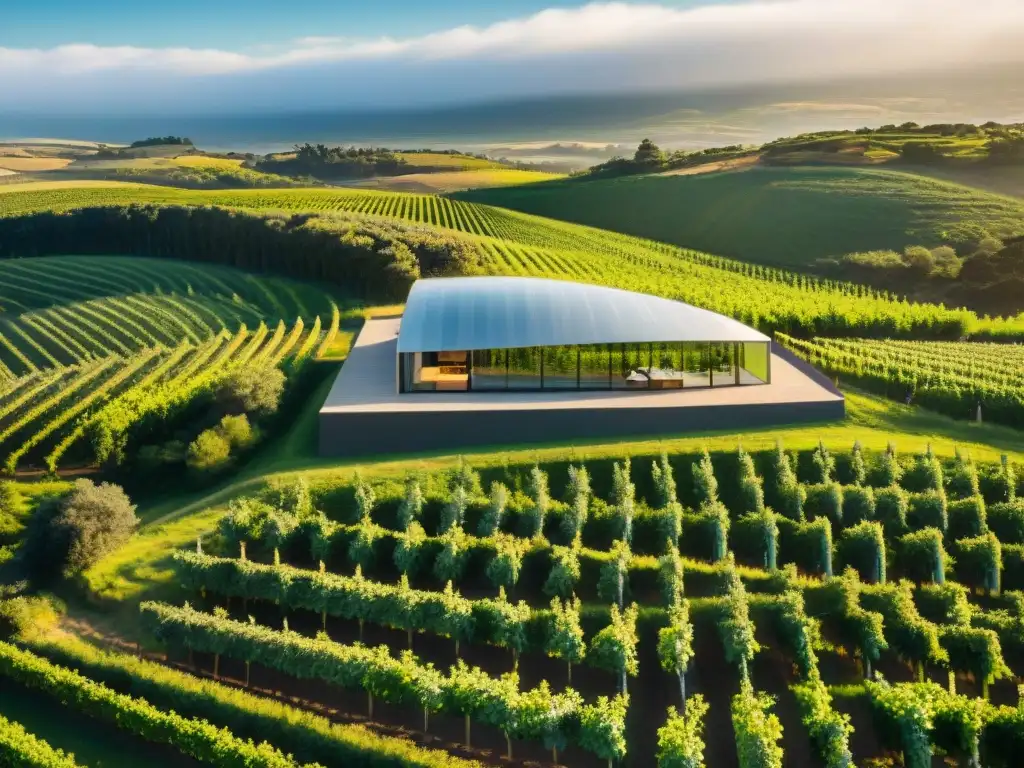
[396,476,424,531]
[527,465,550,538]
[589,603,640,694]
[634,139,666,167]
[186,429,231,472]
[52,480,137,576]
[611,459,635,544]
[658,597,695,708]
[218,365,286,414]
[217,414,254,449]
[546,597,586,683]
[903,246,936,275]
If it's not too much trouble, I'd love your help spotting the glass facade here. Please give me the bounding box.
[401,341,770,392]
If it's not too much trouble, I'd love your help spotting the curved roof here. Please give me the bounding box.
[397,277,768,353]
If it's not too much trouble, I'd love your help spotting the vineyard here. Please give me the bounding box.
[0,182,1007,340]
[54,442,1020,768]
[778,335,1024,428]
[0,255,340,473]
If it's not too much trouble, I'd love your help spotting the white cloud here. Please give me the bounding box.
[1,0,1023,110]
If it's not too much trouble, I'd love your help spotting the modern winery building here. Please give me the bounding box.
[319,277,843,457]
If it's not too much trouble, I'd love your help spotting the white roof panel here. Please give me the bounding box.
[397,277,768,353]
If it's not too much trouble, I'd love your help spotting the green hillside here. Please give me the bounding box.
[455,166,1024,268]
[0,181,1002,340]
[0,255,341,475]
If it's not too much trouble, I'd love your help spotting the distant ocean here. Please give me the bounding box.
[3,68,1023,161]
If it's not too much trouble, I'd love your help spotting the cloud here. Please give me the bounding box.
[2,0,1023,112]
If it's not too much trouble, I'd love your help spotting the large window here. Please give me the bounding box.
[507,347,542,389]
[543,345,578,389]
[741,342,770,384]
[578,344,611,389]
[471,349,507,390]
[402,341,769,391]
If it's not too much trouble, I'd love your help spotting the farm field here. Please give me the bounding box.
[36,438,1024,768]
[346,168,565,193]
[0,255,342,474]
[0,180,1011,342]
[455,166,1024,268]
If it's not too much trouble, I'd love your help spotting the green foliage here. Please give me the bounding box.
[791,674,853,768]
[484,533,526,590]
[186,428,232,472]
[397,476,425,532]
[49,479,137,577]
[736,446,765,515]
[587,603,640,682]
[731,679,783,768]
[543,544,580,599]
[651,452,678,510]
[218,364,286,415]
[354,474,377,523]
[393,522,427,576]
[0,640,303,767]
[908,491,948,533]
[691,450,718,508]
[915,581,972,625]
[544,597,586,665]
[0,712,82,767]
[875,485,910,536]
[656,696,708,768]
[719,556,760,677]
[900,528,948,584]
[561,465,590,541]
[767,441,804,521]
[988,499,1024,544]
[841,485,875,526]
[947,495,987,540]
[450,457,481,497]
[736,509,779,571]
[816,569,887,674]
[577,694,629,762]
[439,487,468,535]
[597,540,630,606]
[433,530,469,583]
[838,521,886,583]
[948,450,981,499]
[875,444,903,488]
[805,482,843,527]
[938,624,1011,694]
[658,597,695,703]
[810,441,836,485]
[659,545,685,607]
[611,459,635,545]
[526,465,549,538]
[861,581,946,668]
[477,482,507,537]
[849,441,867,486]
[954,532,1002,594]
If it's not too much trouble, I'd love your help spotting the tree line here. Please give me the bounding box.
[0,205,481,302]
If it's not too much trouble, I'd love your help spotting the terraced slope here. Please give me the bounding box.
[0,255,339,472]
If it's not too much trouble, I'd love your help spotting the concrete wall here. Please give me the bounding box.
[319,397,846,459]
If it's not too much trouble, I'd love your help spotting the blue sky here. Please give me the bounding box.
[3,0,703,49]
[2,0,1022,115]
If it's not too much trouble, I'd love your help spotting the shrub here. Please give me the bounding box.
[908,490,948,533]
[767,442,804,521]
[587,603,639,691]
[186,429,231,472]
[875,486,909,536]
[987,499,1024,544]
[561,466,590,541]
[849,441,867,486]
[837,521,886,584]
[692,450,718,507]
[899,528,947,584]
[810,441,836,484]
[218,365,286,414]
[841,485,875,527]
[478,482,507,537]
[218,414,254,449]
[50,480,137,577]
[397,477,424,532]
[953,532,1002,594]
[805,483,843,527]
[526,466,549,538]
[872,444,903,487]
[947,496,987,540]
[736,447,765,515]
[543,545,581,599]
[656,696,707,768]
[947,451,981,499]
[597,541,630,607]
[731,679,783,768]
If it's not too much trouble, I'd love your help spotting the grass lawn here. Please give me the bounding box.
[456,166,1024,267]
[78,385,1024,607]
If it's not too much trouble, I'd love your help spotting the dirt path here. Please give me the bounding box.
[658,155,761,177]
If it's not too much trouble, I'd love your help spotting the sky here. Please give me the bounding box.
[3,0,1024,115]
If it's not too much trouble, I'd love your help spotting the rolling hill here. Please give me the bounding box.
[455,166,1024,268]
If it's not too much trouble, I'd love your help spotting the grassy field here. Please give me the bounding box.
[456,166,1024,267]
[396,152,505,170]
[346,168,564,193]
